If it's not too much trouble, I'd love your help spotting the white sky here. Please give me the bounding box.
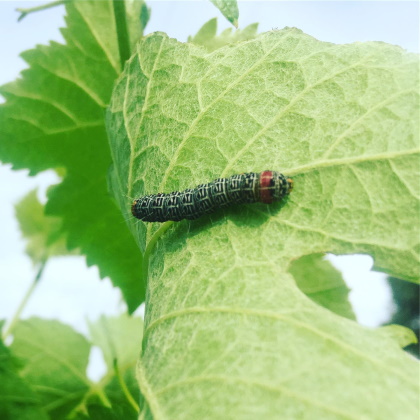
[0,1,418,344]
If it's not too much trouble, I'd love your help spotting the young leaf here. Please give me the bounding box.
[88,314,143,419]
[209,0,239,28]
[288,253,356,320]
[107,29,419,418]
[386,276,420,357]
[88,313,143,373]
[188,17,259,52]
[0,0,150,312]
[15,189,76,264]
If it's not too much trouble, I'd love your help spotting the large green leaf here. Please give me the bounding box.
[107,29,419,418]
[0,0,148,312]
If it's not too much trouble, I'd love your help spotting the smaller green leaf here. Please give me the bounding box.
[126,0,151,50]
[289,253,356,320]
[188,18,258,51]
[10,318,91,419]
[88,314,143,372]
[386,277,419,357]
[209,0,239,27]
[7,316,142,420]
[0,326,48,420]
[88,315,142,419]
[15,189,77,264]
[375,324,418,349]
[189,17,218,45]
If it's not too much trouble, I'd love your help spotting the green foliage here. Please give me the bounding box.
[387,277,420,357]
[10,318,91,419]
[107,29,419,418]
[209,0,239,28]
[88,314,143,374]
[289,253,356,320]
[0,327,48,420]
[1,0,419,418]
[0,0,148,312]
[15,189,76,264]
[8,316,143,420]
[188,18,259,52]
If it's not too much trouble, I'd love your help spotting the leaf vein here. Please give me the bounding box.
[143,306,416,386]
[154,374,361,420]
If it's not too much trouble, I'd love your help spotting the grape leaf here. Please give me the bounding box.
[209,0,239,28]
[73,403,136,420]
[88,314,143,420]
[107,29,419,418]
[88,313,143,372]
[15,189,77,264]
[10,316,143,420]
[188,17,258,52]
[0,0,148,312]
[0,329,48,420]
[289,253,356,320]
[10,318,91,419]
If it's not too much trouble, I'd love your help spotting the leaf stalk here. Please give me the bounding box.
[16,0,66,22]
[112,0,131,70]
[142,221,173,285]
[2,259,47,340]
[114,358,140,412]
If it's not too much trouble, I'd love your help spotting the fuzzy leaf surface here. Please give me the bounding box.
[107,29,420,419]
[0,0,148,312]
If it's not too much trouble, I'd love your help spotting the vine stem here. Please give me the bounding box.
[114,358,140,413]
[2,259,47,340]
[112,0,131,71]
[142,221,173,285]
[16,0,66,21]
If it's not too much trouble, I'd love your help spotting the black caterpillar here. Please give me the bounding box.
[131,171,293,222]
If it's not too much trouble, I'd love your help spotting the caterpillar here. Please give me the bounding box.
[131,171,293,222]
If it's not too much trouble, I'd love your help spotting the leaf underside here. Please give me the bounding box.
[106,29,419,419]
